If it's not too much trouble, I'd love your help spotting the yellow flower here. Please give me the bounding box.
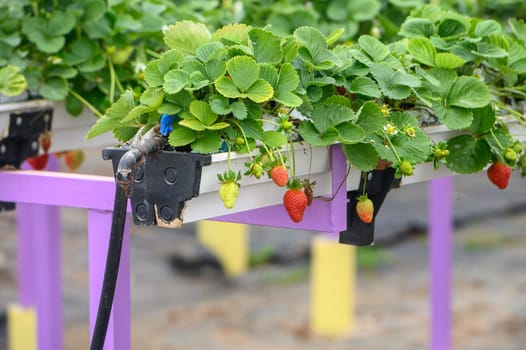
[381,104,389,117]
[383,123,398,135]
[405,126,416,138]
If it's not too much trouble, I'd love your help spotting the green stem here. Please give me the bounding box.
[256,118,280,127]
[489,128,505,150]
[108,59,116,103]
[361,172,367,196]
[260,143,275,162]
[381,130,402,163]
[31,2,38,16]
[146,49,161,58]
[289,140,296,177]
[69,90,104,118]
[230,120,254,162]
[493,102,526,127]
[227,142,231,171]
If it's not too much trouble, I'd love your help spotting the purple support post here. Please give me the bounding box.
[16,155,63,350]
[326,144,348,238]
[429,177,453,350]
[88,209,131,350]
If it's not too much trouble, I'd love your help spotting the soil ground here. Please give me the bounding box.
[1,147,526,349]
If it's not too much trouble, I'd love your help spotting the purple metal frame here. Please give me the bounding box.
[0,145,454,350]
[429,177,452,350]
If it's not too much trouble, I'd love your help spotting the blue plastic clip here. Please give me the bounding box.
[160,114,178,136]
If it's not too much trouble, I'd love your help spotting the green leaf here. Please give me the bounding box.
[408,37,436,66]
[246,79,274,103]
[0,65,26,96]
[468,105,495,134]
[209,96,232,115]
[49,11,76,36]
[158,103,181,115]
[262,130,287,147]
[259,64,279,87]
[358,35,390,62]
[438,17,469,38]
[238,118,264,139]
[215,77,242,98]
[276,63,299,93]
[349,77,381,98]
[189,100,217,125]
[249,28,282,64]
[104,90,135,119]
[205,60,227,81]
[312,103,355,133]
[446,135,491,173]
[435,53,465,69]
[164,21,211,54]
[213,23,250,45]
[191,131,222,153]
[400,18,435,38]
[274,91,303,107]
[298,121,339,146]
[447,76,490,109]
[163,69,190,94]
[434,104,473,130]
[144,61,163,87]
[83,0,106,22]
[87,117,124,139]
[39,77,68,101]
[356,101,383,134]
[425,67,457,95]
[47,66,77,79]
[179,119,206,131]
[293,27,328,61]
[227,56,259,92]
[348,0,381,21]
[337,124,365,144]
[341,143,379,172]
[474,20,502,37]
[65,93,83,116]
[231,101,247,120]
[121,105,150,123]
[474,43,508,58]
[206,122,230,130]
[509,18,526,44]
[196,41,224,62]
[113,127,140,143]
[115,15,141,31]
[370,63,420,100]
[168,127,197,147]
[140,87,164,106]
[158,49,184,74]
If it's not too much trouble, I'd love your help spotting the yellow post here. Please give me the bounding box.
[197,221,248,277]
[310,234,356,337]
[7,304,37,350]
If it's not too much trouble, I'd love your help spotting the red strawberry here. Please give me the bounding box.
[27,154,49,170]
[336,86,347,95]
[40,132,52,153]
[64,149,84,171]
[270,165,288,187]
[356,194,374,224]
[283,178,307,223]
[487,161,511,190]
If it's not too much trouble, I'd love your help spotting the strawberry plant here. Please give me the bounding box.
[87,5,526,219]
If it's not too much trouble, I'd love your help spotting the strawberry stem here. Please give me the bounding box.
[361,172,367,196]
[230,120,254,162]
[381,130,402,163]
[489,128,505,150]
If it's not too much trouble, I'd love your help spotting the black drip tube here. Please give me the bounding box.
[90,135,167,350]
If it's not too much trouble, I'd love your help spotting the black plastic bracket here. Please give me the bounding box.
[103,147,211,228]
[339,168,401,246]
[0,108,53,211]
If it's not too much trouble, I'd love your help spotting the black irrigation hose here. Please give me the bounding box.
[89,185,128,350]
[90,135,167,350]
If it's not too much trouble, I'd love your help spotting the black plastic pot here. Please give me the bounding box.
[339,168,401,246]
[103,147,211,227]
